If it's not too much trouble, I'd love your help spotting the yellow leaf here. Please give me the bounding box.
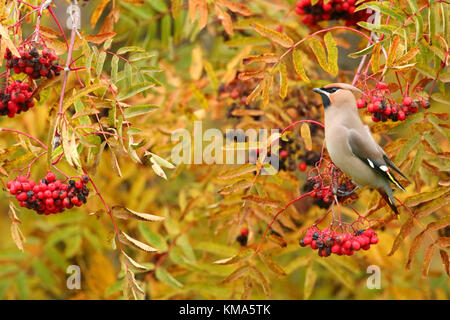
[190,45,203,80]
[252,23,294,48]
[278,61,287,99]
[91,0,111,28]
[324,32,338,76]
[304,262,317,300]
[371,42,381,73]
[119,231,158,252]
[301,123,312,151]
[0,24,19,57]
[308,37,330,74]
[292,49,310,82]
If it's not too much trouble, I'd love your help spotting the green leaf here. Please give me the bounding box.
[31,259,55,289]
[357,2,406,22]
[117,46,145,55]
[123,104,158,118]
[111,55,119,82]
[96,51,106,77]
[117,83,155,101]
[155,267,183,288]
[138,222,168,252]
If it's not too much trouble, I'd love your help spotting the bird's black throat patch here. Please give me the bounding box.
[318,93,331,108]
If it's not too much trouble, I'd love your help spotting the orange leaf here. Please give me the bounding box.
[388,216,414,256]
[421,243,435,278]
[91,0,112,28]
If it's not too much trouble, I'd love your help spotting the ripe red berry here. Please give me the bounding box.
[376,82,388,90]
[403,97,412,106]
[356,98,366,109]
[280,150,289,159]
[298,162,307,172]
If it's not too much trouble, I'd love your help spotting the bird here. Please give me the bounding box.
[312,83,407,214]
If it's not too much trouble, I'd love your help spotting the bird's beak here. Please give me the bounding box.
[312,88,325,95]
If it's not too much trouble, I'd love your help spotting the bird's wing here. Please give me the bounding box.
[347,129,405,191]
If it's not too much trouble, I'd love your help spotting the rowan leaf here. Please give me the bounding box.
[292,49,310,82]
[119,231,158,252]
[301,123,312,151]
[278,61,288,99]
[252,23,294,48]
[304,262,317,300]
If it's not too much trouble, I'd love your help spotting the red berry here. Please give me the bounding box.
[403,97,412,106]
[240,228,249,237]
[46,171,56,182]
[298,162,307,172]
[356,98,366,109]
[370,235,379,244]
[280,150,289,159]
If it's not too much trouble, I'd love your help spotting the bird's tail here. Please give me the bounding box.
[378,188,399,215]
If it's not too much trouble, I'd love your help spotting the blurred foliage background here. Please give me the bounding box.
[0,0,448,300]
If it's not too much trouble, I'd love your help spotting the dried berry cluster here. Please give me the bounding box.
[295,0,371,27]
[299,226,379,257]
[5,47,61,80]
[7,171,90,215]
[219,75,262,121]
[357,82,431,122]
[0,80,35,117]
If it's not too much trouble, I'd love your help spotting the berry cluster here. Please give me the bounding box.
[0,80,35,117]
[305,164,357,206]
[299,226,379,257]
[295,0,371,27]
[6,171,90,215]
[357,82,431,122]
[5,47,61,80]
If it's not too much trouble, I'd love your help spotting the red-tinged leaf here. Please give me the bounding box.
[435,237,450,247]
[421,243,435,278]
[85,32,117,44]
[406,230,426,270]
[292,49,310,82]
[425,216,450,232]
[388,216,414,256]
[252,23,294,48]
[220,265,249,284]
[395,46,420,65]
[386,36,400,68]
[238,69,266,80]
[217,164,257,180]
[416,195,450,218]
[439,250,449,276]
[243,53,279,65]
[91,0,111,27]
[304,262,317,300]
[214,4,234,35]
[242,195,281,208]
[267,233,287,247]
[218,0,252,16]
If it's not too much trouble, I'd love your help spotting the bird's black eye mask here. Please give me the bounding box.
[321,87,340,94]
[318,87,339,108]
